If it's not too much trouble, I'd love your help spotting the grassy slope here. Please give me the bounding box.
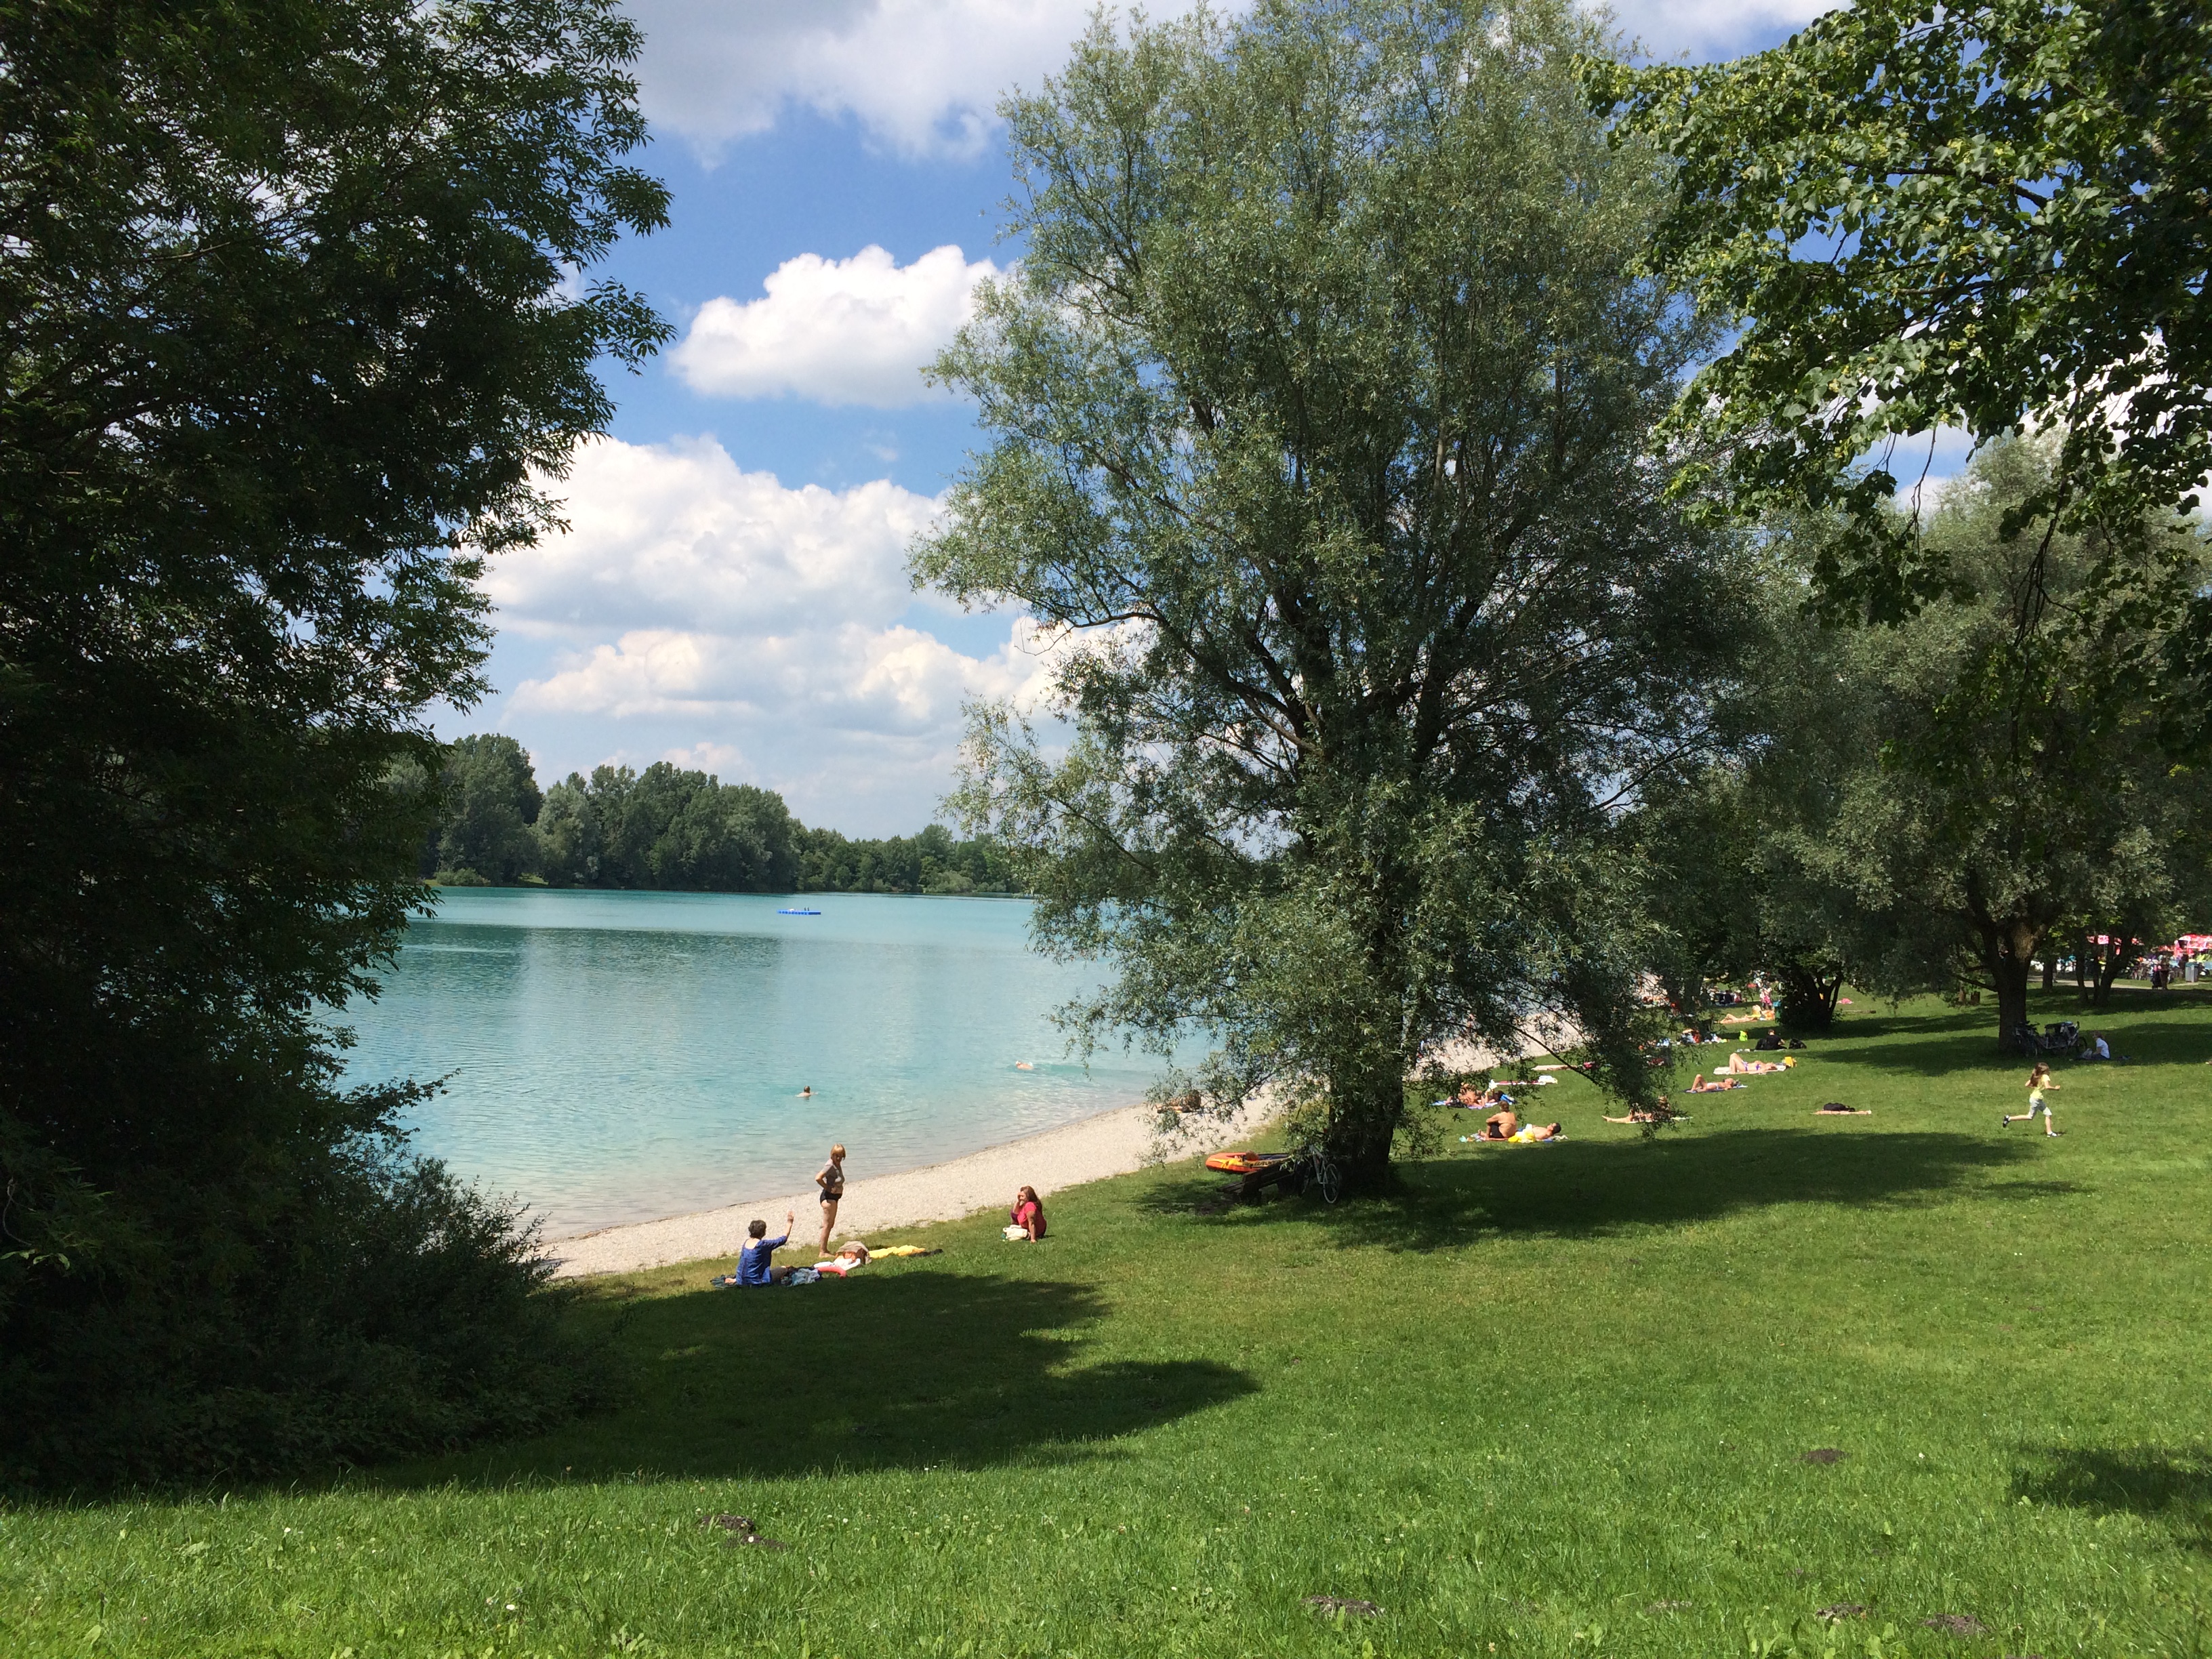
[5,991,2210,1659]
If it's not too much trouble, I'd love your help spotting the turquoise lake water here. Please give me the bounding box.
[335,888,1174,1236]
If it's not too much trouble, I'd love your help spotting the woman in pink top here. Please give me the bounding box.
[1010,1185,1046,1240]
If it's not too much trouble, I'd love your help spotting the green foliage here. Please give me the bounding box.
[7,991,2212,1655]
[1592,1,2212,715]
[430,734,544,884]
[798,821,1018,895]
[516,756,1016,894]
[915,0,1748,1183]
[0,0,665,1483]
[3,1109,615,1487]
[535,762,802,892]
[1654,441,2211,1050]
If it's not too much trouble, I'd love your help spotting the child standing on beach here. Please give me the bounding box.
[2003,1063,2061,1136]
[816,1143,846,1256]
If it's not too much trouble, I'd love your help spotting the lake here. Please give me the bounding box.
[335,888,1176,1236]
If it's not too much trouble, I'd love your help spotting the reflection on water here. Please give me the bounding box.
[335,888,1172,1235]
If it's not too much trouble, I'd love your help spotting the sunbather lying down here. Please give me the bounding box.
[1605,1101,1687,1124]
[1723,1050,1795,1075]
[816,1241,871,1275]
[1814,1102,1870,1115]
[1688,1073,1742,1093]
[1506,1122,1563,1143]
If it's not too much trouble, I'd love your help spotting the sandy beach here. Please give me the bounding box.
[544,1097,1273,1279]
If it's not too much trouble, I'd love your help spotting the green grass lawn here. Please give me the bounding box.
[7,991,2211,1658]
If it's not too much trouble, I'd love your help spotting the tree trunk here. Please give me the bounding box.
[2091,934,2137,1008]
[1775,964,1841,1032]
[1322,1066,1404,1193]
[1992,950,2033,1052]
[1318,1044,1406,1203]
[2041,953,2056,989]
[1980,911,2044,1053]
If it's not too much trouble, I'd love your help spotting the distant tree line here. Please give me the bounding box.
[417,737,1019,895]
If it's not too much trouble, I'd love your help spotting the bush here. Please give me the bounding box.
[0,1077,612,1490]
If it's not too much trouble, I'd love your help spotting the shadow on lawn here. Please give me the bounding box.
[381,1270,1256,1490]
[2014,1446,2212,1550]
[1147,1129,2045,1253]
[1809,991,2212,1073]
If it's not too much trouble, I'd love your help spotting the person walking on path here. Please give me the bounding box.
[815,1143,847,1255]
[2003,1063,2062,1136]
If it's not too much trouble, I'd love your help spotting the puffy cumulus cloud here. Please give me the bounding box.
[511,617,1064,734]
[487,434,941,636]
[1606,0,1833,60]
[487,432,1073,830]
[626,0,1818,162]
[626,0,1223,159]
[670,245,998,407]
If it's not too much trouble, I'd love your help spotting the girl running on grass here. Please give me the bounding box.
[2003,1063,2060,1136]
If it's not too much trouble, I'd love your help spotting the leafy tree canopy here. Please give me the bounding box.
[417,741,1019,896]
[1725,442,2209,1049]
[0,0,665,1483]
[915,0,1750,1185]
[1590,0,2212,731]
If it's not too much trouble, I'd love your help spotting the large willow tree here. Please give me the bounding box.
[914,0,1744,1185]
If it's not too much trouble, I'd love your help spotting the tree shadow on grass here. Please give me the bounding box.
[372,1270,1256,1490]
[2013,1446,2212,1551]
[1802,987,2212,1074]
[1142,1129,2049,1254]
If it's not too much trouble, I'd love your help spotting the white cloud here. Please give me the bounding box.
[1605,0,1835,62]
[626,0,1102,159]
[665,739,750,777]
[512,618,1059,733]
[487,434,941,634]
[624,0,1827,161]
[627,0,1246,159]
[670,245,998,407]
[483,433,1067,830]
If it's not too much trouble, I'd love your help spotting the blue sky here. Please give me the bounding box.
[470,0,1842,835]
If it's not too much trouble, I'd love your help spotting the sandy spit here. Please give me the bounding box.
[543,1099,1273,1279]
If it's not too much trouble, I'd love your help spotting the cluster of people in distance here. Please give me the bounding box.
[716,1141,1048,1286]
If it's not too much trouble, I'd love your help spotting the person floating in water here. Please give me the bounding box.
[798,1084,813,1097]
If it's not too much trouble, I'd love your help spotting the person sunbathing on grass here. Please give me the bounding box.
[1605,1097,1684,1124]
[1483,1107,1520,1139]
[816,1240,872,1276]
[1687,1073,1742,1093]
[1723,1050,1793,1076]
[1814,1102,1870,1115]
[1509,1121,1563,1143]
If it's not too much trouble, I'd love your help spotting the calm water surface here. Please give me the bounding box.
[336,889,1173,1235]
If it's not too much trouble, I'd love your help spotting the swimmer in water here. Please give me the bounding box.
[1015,1061,1035,1071]
[798,1084,813,1097]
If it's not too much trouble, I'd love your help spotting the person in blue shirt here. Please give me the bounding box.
[733,1210,796,1286]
